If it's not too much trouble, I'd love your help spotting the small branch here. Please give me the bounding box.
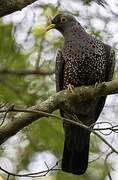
[89,152,104,163]
[104,151,113,180]
[0,161,60,178]
[44,161,50,171]
[0,104,14,126]
[0,108,118,134]
[93,123,118,134]
[7,174,10,180]
[0,69,54,76]
[0,107,118,155]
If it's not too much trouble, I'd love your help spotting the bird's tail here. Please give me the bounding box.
[62,125,90,175]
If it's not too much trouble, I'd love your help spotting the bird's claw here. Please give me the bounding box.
[67,83,74,93]
[95,81,101,87]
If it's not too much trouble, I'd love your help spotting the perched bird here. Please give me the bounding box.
[46,14,115,175]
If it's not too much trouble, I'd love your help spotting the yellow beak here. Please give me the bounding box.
[46,24,56,31]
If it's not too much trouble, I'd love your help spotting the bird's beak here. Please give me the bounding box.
[46,24,56,31]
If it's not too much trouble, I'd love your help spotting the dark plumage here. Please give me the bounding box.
[46,14,115,175]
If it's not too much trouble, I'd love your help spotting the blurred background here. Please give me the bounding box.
[0,0,118,179]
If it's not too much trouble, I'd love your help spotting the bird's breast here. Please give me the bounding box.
[62,40,107,88]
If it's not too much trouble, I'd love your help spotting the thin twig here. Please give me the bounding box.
[0,162,60,178]
[0,69,54,76]
[1,108,118,133]
[0,104,14,126]
[44,161,49,171]
[104,151,113,180]
[89,152,104,163]
[7,174,10,180]
[0,107,118,155]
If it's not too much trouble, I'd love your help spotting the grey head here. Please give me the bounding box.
[46,14,77,34]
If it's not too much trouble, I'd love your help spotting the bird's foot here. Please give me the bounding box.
[67,83,74,93]
[94,81,101,100]
[95,81,101,87]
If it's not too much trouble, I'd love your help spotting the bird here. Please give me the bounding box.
[46,14,115,175]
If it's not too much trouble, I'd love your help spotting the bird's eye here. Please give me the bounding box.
[60,16,68,23]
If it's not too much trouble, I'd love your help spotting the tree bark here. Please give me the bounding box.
[0,0,38,17]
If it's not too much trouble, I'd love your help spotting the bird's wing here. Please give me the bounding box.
[105,46,115,81]
[95,45,115,120]
[55,49,65,92]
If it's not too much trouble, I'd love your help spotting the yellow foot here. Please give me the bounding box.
[95,81,101,87]
[67,83,74,93]
[94,81,101,100]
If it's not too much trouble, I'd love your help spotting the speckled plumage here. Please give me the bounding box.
[57,23,114,88]
[49,14,115,175]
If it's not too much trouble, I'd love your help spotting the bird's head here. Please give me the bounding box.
[46,14,77,34]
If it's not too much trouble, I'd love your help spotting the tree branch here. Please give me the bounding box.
[0,80,118,145]
[0,69,54,76]
[0,0,38,17]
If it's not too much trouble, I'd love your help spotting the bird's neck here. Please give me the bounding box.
[63,22,87,41]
